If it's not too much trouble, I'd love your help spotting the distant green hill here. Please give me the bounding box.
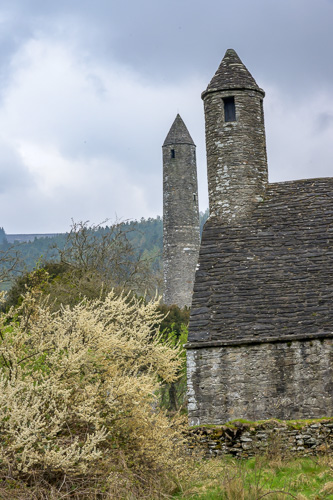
[6,233,59,244]
[1,211,209,289]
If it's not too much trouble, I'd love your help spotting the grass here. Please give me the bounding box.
[0,453,332,499]
[174,455,333,499]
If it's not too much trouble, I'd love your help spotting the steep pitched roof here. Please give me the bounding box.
[202,49,264,97]
[188,178,333,345]
[163,114,195,146]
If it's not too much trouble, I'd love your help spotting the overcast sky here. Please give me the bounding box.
[0,0,332,233]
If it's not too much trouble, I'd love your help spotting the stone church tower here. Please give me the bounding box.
[162,114,200,308]
[186,49,333,425]
[202,48,268,223]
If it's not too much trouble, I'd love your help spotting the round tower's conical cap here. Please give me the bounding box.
[202,49,264,98]
[163,114,195,146]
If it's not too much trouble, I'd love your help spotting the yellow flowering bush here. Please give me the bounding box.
[0,290,186,497]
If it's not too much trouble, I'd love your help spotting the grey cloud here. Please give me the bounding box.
[2,0,333,93]
[0,0,332,232]
[315,112,333,133]
[0,142,33,193]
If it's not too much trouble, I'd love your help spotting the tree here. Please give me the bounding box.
[0,288,187,498]
[0,241,21,286]
[3,260,69,310]
[53,219,162,303]
[5,219,162,311]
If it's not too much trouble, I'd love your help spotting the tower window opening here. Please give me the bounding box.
[223,96,236,122]
[260,99,264,124]
[171,149,175,158]
[193,194,196,202]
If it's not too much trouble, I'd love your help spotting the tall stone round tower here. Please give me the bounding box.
[202,49,268,223]
[162,114,200,308]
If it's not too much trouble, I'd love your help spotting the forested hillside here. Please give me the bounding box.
[0,211,209,289]
[0,217,161,281]
[0,227,7,245]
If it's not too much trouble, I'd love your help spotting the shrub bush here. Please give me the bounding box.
[0,290,187,498]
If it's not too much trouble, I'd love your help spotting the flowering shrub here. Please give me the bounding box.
[0,290,186,497]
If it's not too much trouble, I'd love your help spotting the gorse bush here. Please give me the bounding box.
[0,290,187,498]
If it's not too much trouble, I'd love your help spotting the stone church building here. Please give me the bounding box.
[186,49,333,425]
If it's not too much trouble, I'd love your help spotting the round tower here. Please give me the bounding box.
[202,49,268,223]
[162,114,200,308]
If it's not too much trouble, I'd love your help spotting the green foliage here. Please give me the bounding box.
[2,211,209,292]
[4,217,163,277]
[191,418,333,431]
[156,304,189,413]
[4,218,164,310]
[158,303,190,337]
[3,261,70,310]
[174,455,333,499]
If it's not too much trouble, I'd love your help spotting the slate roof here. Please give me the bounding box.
[163,114,195,146]
[188,178,333,346]
[202,49,264,98]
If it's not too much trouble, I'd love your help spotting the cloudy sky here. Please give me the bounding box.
[0,0,332,233]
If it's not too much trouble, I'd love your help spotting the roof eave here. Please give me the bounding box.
[201,86,265,100]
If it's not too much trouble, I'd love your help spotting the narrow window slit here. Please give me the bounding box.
[223,96,236,122]
[171,149,175,158]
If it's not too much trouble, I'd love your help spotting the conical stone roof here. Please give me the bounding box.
[202,49,264,98]
[163,114,195,146]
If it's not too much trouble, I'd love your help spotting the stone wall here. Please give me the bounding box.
[187,419,333,458]
[202,88,268,223]
[187,337,333,425]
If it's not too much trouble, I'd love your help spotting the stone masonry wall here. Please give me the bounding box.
[203,88,268,223]
[187,337,333,425]
[187,419,333,458]
[163,142,200,308]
